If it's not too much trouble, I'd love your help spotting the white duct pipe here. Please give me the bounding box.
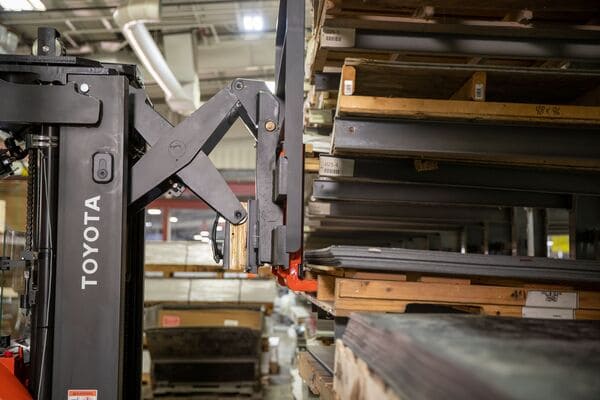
[113,0,197,115]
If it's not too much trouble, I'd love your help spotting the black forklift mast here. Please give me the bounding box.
[0,0,308,398]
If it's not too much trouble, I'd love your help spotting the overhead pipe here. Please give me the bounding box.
[113,0,198,115]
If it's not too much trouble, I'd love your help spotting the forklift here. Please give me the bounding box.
[0,0,316,398]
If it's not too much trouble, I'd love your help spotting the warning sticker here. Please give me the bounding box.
[68,389,97,400]
[161,315,181,327]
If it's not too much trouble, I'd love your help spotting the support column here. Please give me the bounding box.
[570,196,600,260]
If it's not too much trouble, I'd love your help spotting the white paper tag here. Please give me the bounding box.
[319,156,355,177]
[474,83,485,100]
[68,389,98,400]
[522,307,574,320]
[343,79,354,96]
[224,319,239,327]
[525,291,578,309]
[309,202,332,216]
[321,28,356,48]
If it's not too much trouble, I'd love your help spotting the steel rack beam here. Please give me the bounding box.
[312,179,570,209]
[332,118,600,170]
[307,201,511,224]
[353,30,600,62]
[319,155,600,195]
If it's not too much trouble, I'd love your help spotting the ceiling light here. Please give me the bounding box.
[193,234,202,241]
[200,237,211,243]
[216,226,223,232]
[145,222,152,228]
[200,230,209,237]
[147,208,162,215]
[0,0,46,11]
[243,15,264,32]
[169,216,178,223]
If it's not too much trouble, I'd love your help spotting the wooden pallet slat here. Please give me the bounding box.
[338,95,600,124]
[298,351,336,400]
[306,267,600,320]
[337,61,600,124]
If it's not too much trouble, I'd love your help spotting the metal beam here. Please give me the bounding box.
[353,30,600,61]
[312,179,571,209]
[319,155,600,195]
[332,118,600,170]
[308,201,511,224]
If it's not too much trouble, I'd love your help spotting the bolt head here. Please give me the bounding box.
[234,81,244,90]
[41,45,50,53]
[80,83,90,93]
[265,120,277,132]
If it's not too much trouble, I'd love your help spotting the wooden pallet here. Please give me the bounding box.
[334,339,400,400]
[145,264,223,277]
[297,351,336,400]
[153,382,261,399]
[307,266,600,319]
[336,60,600,124]
[308,0,600,76]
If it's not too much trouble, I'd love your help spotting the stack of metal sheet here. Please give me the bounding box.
[336,314,600,400]
[305,246,600,283]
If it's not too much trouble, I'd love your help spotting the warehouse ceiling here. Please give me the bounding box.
[1,0,281,101]
[0,0,307,170]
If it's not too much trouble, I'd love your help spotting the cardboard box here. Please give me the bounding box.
[146,306,263,331]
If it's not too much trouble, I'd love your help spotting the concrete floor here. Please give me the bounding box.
[264,322,297,400]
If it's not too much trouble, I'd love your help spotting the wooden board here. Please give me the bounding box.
[228,203,248,271]
[306,269,600,320]
[305,157,321,173]
[297,351,336,400]
[338,94,600,125]
[307,1,600,77]
[333,339,401,400]
[337,62,600,124]
[343,60,600,104]
[145,264,223,277]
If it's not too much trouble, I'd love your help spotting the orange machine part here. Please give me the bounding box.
[273,250,317,292]
[0,362,32,400]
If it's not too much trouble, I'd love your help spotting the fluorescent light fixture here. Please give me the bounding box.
[0,0,46,11]
[193,234,202,241]
[169,216,178,223]
[200,237,210,243]
[243,15,264,32]
[147,208,162,215]
[200,230,209,237]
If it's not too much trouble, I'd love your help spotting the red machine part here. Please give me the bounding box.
[273,250,317,292]
[271,148,317,292]
[0,349,31,400]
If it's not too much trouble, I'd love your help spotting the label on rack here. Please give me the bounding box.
[343,79,354,96]
[474,83,485,100]
[321,28,356,48]
[522,307,574,320]
[68,389,98,400]
[309,202,331,216]
[525,291,577,309]
[319,156,355,177]
[224,319,239,327]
